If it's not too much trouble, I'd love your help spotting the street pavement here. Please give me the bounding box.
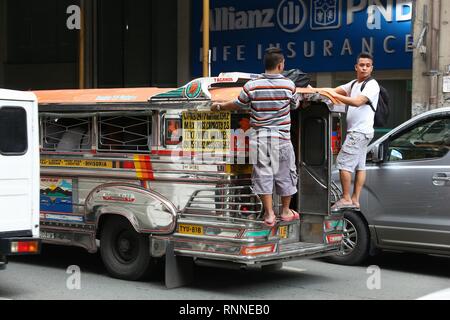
[0,244,449,300]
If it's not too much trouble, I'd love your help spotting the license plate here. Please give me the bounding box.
[178,224,204,235]
[278,226,288,239]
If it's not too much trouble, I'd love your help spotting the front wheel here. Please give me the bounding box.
[100,216,152,280]
[327,210,370,265]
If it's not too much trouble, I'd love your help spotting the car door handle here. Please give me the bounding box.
[432,173,450,186]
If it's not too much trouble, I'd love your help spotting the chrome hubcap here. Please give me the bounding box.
[338,218,358,256]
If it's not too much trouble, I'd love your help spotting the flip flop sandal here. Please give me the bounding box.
[331,199,357,211]
[281,209,300,222]
[290,209,300,220]
[263,217,276,227]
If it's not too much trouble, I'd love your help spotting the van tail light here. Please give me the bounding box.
[11,241,40,254]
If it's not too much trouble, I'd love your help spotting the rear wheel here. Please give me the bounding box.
[327,210,370,265]
[100,216,152,280]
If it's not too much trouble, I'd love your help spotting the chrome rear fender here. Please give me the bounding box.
[85,182,178,234]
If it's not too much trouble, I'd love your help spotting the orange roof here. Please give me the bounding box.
[33,86,341,106]
[33,87,173,105]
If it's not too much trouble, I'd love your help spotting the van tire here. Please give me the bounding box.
[100,216,152,281]
[326,210,370,266]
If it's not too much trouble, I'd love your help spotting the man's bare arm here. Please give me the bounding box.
[211,100,241,111]
[332,93,369,107]
[320,88,369,107]
[334,86,347,96]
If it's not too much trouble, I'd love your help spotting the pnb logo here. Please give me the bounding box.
[310,0,342,30]
[277,0,308,33]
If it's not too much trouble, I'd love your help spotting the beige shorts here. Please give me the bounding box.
[336,132,373,173]
[250,140,298,196]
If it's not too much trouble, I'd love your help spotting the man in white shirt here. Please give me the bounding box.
[323,53,380,210]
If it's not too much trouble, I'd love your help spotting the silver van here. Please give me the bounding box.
[329,107,450,265]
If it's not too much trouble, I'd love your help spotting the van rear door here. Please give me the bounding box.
[0,92,39,237]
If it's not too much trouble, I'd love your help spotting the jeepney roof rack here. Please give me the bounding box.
[149,73,347,114]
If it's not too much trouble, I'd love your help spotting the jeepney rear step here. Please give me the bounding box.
[172,240,338,265]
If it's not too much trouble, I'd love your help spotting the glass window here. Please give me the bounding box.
[0,106,28,155]
[387,117,450,162]
[98,113,151,152]
[231,114,251,152]
[165,118,182,146]
[42,116,92,152]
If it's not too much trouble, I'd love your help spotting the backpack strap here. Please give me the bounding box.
[359,77,376,113]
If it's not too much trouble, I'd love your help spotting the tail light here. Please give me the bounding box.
[11,241,39,254]
[326,234,343,244]
[240,244,275,256]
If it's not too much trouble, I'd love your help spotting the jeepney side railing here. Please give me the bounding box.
[182,185,263,220]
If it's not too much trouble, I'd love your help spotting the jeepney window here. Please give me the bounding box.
[231,114,252,152]
[42,116,92,152]
[0,106,27,155]
[98,114,151,152]
[165,118,182,145]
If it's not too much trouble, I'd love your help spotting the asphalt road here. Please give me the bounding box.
[1,244,449,300]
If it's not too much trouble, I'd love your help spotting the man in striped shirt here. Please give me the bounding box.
[211,48,300,227]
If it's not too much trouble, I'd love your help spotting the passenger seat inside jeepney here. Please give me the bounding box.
[56,126,90,152]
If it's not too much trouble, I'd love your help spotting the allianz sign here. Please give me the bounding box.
[204,0,412,33]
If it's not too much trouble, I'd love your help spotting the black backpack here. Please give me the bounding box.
[282,69,311,88]
[350,77,389,127]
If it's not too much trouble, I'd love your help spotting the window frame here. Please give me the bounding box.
[40,113,94,153]
[96,111,153,153]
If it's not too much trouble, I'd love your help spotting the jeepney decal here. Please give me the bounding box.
[133,155,154,180]
[40,213,84,223]
[40,158,113,169]
[184,80,202,99]
[182,111,231,152]
[102,192,136,203]
[40,178,73,214]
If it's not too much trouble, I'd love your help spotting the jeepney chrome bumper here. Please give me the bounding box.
[174,241,340,265]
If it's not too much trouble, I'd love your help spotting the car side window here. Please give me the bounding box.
[386,117,450,162]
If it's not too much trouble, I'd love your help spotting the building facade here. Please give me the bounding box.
[411,0,450,115]
[0,0,449,126]
[0,0,179,89]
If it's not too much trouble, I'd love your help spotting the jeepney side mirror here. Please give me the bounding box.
[369,143,384,163]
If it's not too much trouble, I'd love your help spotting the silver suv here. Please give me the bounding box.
[329,107,450,265]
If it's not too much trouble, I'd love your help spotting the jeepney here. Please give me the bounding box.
[34,73,345,288]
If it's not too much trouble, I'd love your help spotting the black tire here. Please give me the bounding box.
[100,216,152,281]
[327,210,370,265]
